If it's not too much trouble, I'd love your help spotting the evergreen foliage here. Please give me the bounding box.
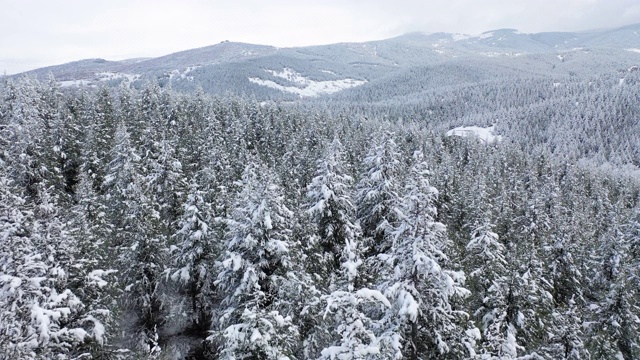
[0,77,639,359]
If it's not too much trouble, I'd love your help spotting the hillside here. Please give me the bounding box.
[10,23,640,101]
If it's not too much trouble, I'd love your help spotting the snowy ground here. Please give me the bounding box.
[58,72,139,88]
[446,125,502,143]
[168,66,200,81]
[59,79,94,88]
[96,72,140,82]
[248,68,366,98]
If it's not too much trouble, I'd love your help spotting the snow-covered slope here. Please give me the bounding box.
[248,68,366,98]
[446,125,502,143]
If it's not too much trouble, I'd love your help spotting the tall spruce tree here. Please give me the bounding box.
[212,162,300,359]
[382,151,474,359]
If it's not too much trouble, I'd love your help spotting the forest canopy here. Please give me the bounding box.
[0,76,639,359]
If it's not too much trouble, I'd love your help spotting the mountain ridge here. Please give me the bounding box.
[8,22,640,100]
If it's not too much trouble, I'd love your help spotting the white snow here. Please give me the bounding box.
[168,66,200,81]
[87,269,116,288]
[355,288,391,307]
[477,32,494,40]
[59,79,93,88]
[250,328,262,342]
[479,52,523,57]
[321,346,349,358]
[625,48,640,53]
[263,210,273,230]
[68,328,88,342]
[396,290,419,321]
[96,72,139,82]
[240,49,258,56]
[342,257,362,282]
[222,253,243,271]
[501,324,519,357]
[0,275,22,293]
[319,69,336,75]
[451,33,472,41]
[59,72,139,88]
[446,125,502,143]
[85,315,106,344]
[171,267,190,283]
[248,68,366,98]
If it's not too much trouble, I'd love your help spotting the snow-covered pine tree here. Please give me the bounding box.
[66,170,118,358]
[103,122,167,357]
[0,182,110,359]
[306,138,359,287]
[465,220,518,358]
[1,78,47,199]
[88,86,117,191]
[503,169,556,357]
[317,205,391,360]
[542,207,589,359]
[302,137,361,357]
[355,132,402,292]
[168,179,218,358]
[382,151,474,359]
[142,101,187,238]
[356,132,402,262]
[212,162,300,359]
[585,211,640,360]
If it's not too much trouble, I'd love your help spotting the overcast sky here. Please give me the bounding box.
[2,0,640,74]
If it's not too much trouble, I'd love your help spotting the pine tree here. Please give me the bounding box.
[465,220,511,358]
[585,213,640,360]
[381,151,473,359]
[169,179,218,357]
[0,183,109,359]
[303,138,361,357]
[66,170,119,358]
[317,207,391,360]
[212,163,300,359]
[356,133,402,262]
[103,123,167,357]
[306,138,359,287]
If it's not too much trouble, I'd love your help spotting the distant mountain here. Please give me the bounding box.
[11,23,640,100]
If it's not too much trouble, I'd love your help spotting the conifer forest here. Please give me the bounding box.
[1,50,640,359]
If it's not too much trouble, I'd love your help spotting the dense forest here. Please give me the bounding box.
[0,76,639,359]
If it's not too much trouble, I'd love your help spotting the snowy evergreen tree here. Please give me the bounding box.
[317,206,391,360]
[306,138,359,287]
[465,220,513,358]
[103,123,168,357]
[212,163,300,359]
[168,179,219,357]
[586,215,640,360]
[356,132,402,262]
[0,183,109,359]
[381,151,473,359]
[66,170,119,358]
